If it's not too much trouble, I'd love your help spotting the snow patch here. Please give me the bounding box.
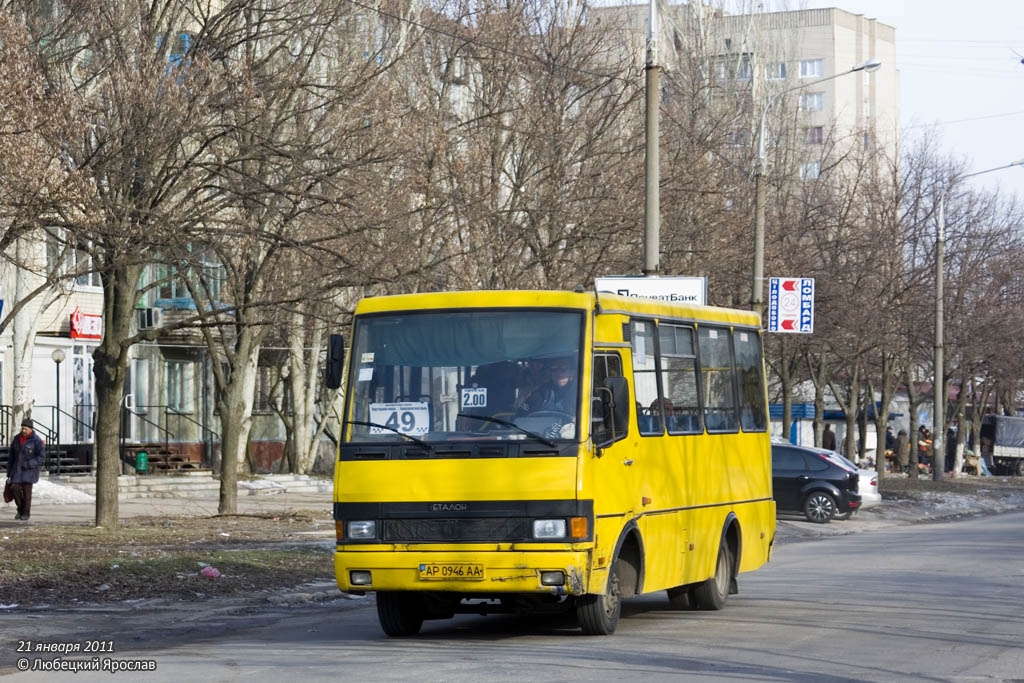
[31,480,96,505]
[238,480,285,490]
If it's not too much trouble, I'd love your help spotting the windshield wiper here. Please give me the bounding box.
[346,420,433,452]
[456,413,558,448]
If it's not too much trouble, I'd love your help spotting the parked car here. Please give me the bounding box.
[771,443,862,523]
[820,450,881,518]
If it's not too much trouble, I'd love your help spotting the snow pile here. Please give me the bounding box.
[238,479,285,491]
[30,480,96,505]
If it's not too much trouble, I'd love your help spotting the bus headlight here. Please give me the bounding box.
[347,520,377,540]
[533,519,566,539]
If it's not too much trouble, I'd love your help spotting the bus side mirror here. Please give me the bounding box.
[325,334,345,390]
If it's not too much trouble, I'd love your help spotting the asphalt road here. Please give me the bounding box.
[6,511,1024,682]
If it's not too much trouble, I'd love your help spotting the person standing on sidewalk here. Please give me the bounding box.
[6,418,46,521]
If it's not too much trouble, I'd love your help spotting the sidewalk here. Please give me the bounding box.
[1,477,333,526]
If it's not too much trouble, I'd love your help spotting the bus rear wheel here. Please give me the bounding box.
[576,558,622,635]
[376,591,424,636]
[692,543,732,611]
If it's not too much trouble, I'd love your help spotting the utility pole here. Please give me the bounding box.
[933,196,945,481]
[643,0,660,276]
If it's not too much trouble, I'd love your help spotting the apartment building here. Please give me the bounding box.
[589,3,900,173]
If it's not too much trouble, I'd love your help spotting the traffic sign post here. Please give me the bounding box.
[768,277,814,333]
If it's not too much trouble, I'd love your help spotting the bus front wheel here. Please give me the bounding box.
[576,559,622,635]
[692,543,732,611]
[376,591,424,636]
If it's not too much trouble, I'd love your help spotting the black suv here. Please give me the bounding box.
[771,443,861,523]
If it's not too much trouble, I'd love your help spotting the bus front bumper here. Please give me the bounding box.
[335,549,590,595]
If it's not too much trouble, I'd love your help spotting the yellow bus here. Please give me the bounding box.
[327,290,774,636]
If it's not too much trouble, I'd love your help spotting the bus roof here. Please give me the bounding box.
[354,290,762,327]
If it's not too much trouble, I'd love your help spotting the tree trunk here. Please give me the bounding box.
[857,399,868,463]
[92,264,142,528]
[217,333,260,515]
[954,408,967,477]
[805,346,830,448]
[11,240,38,428]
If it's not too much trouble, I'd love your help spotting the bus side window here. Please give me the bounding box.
[593,352,627,443]
[734,330,767,432]
[658,323,702,434]
[631,320,662,435]
[698,326,739,432]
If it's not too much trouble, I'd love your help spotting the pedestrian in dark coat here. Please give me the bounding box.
[6,418,46,521]
[895,429,910,473]
[821,424,837,451]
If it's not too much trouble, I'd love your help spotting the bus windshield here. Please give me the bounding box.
[346,309,584,443]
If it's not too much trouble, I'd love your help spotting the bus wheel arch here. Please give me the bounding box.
[611,522,644,598]
[576,522,644,635]
[722,513,741,594]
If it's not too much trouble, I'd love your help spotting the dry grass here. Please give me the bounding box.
[0,511,336,606]
[879,473,1024,499]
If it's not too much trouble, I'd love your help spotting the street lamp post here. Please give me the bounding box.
[751,58,881,311]
[932,159,1024,481]
[643,0,660,276]
[51,347,65,475]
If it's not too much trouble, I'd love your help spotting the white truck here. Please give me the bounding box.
[979,415,1024,476]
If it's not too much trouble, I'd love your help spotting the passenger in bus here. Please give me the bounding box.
[649,397,672,431]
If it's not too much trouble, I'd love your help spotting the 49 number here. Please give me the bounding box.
[383,410,418,433]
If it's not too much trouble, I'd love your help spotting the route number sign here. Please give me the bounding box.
[369,402,430,435]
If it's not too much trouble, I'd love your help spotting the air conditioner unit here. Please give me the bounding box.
[138,307,162,329]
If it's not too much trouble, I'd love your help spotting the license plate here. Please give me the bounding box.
[418,563,485,580]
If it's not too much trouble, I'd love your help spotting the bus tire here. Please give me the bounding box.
[376,591,424,636]
[692,543,731,611]
[576,558,622,635]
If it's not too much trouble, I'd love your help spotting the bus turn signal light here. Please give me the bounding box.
[570,517,588,538]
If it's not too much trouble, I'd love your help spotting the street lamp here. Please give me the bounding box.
[931,158,1024,481]
[51,347,65,475]
[751,58,882,311]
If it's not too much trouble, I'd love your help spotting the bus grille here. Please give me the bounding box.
[382,518,531,542]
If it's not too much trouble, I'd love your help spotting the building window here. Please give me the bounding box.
[165,360,194,413]
[800,161,821,180]
[799,92,823,111]
[725,130,749,146]
[799,59,823,78]
[714,60,728,82]
[736,56,752,81]
[254,365,282,414]
[46,230,102,288]
[765,62,786,80]
[804,127,824,144]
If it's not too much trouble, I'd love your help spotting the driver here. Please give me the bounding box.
[519,357,577,415]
